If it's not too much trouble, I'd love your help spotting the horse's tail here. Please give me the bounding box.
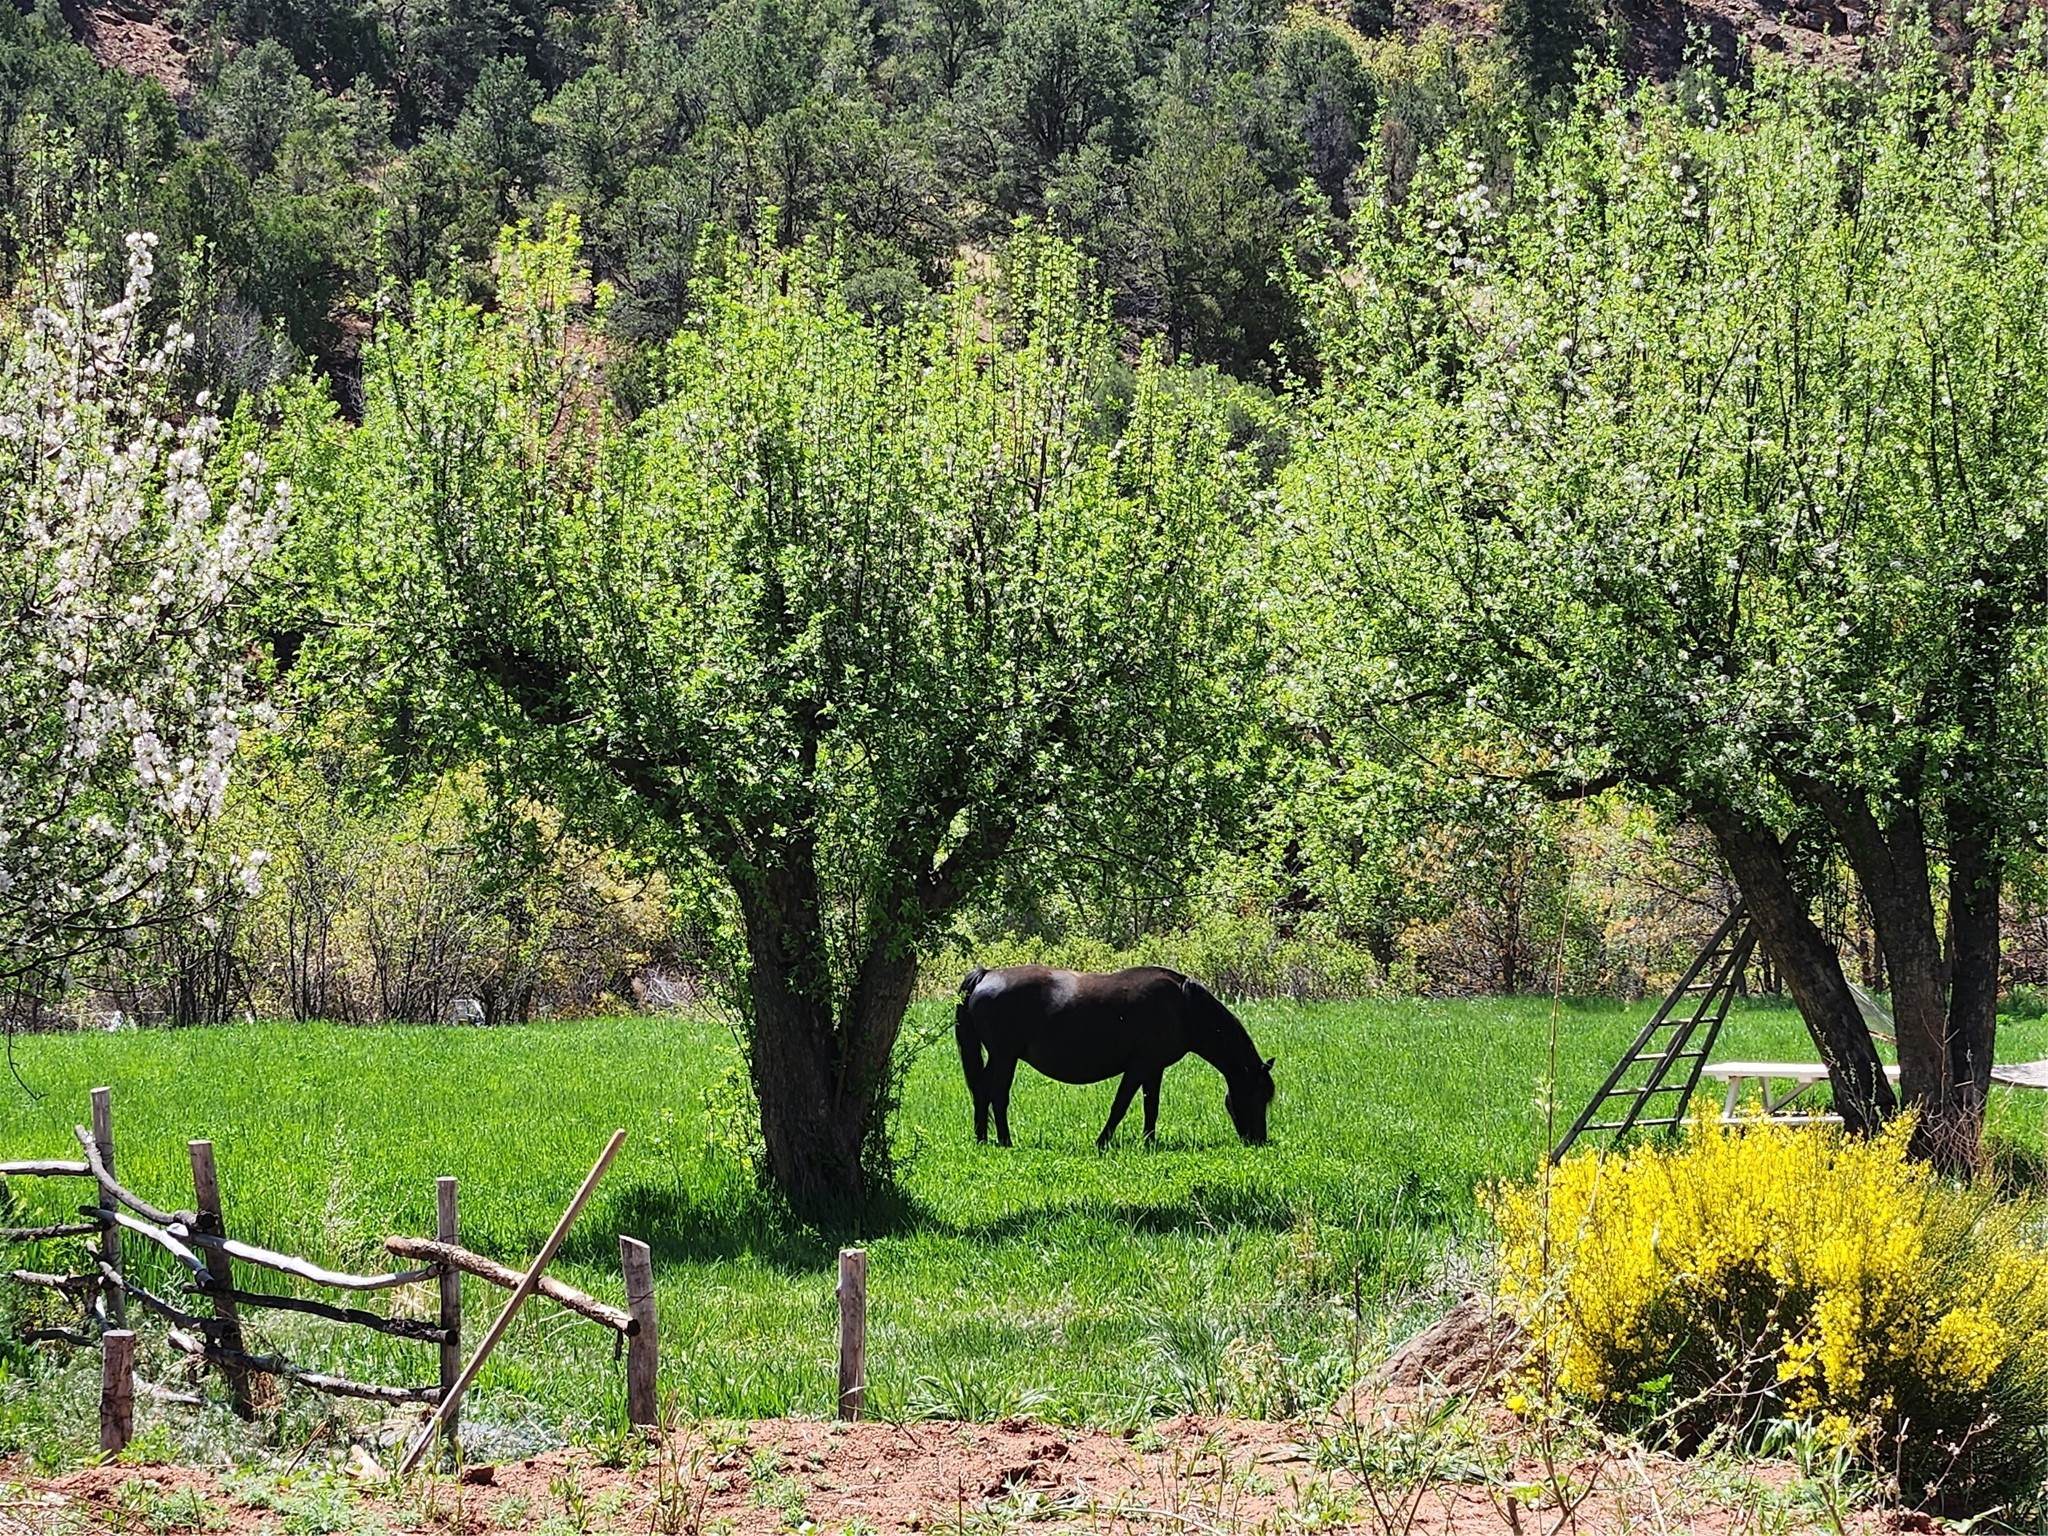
[955,968,988,1096]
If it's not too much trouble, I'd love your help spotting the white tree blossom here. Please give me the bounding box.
[0,233,284,1001]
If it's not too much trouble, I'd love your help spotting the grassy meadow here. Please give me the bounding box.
[1,996,2045,1455]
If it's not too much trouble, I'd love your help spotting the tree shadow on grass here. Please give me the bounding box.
[560,1179,923,1272]
[559,1171,1436,1275]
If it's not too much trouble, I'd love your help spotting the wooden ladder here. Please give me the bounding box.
[1550,904,1757,1162]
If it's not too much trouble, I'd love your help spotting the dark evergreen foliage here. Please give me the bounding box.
[0,0,1452,392]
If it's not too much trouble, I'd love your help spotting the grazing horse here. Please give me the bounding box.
[955,965,1276,1149]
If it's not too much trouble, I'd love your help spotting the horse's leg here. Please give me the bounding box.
[986,1055,1019,1148]
[1142,1073,1162,1144]
[958,1008,989,1144]
[1097,1072,1142,1150]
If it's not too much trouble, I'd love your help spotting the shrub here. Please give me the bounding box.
[931,907,1385,1002]
[1999,983,2048,1021]
[1489,1116,2048,1508]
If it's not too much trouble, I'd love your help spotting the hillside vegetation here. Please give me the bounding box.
[5,0,1882,401]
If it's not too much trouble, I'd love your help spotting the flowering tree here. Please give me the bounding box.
[1292,52,2048,1165]
[0,234,284,1015]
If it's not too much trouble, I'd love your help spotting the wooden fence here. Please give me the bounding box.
[0,1087,660,1453]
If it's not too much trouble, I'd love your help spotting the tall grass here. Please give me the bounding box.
[0,997,2039,1447]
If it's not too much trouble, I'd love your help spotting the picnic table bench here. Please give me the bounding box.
[1708,1059,2048,1123]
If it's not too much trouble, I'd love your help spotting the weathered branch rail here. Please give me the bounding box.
[74,1127,181,1226]
[167,1330,441,1405]
[113,1266,210,1333]
[193,1284,453,1344]
[177,1228,436,1293]
[88,1207,208,1276]
[0,1086,661,1455]
[72,1127,436,1291]
[384,1238,635,1335]
[11,1269,94,1295]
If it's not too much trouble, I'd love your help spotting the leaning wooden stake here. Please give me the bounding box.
[620,1236,659,1429]
[91,1089,124,1329]
[188,1141,254,1417]
[398,1130,625,1475]
[101,1329,136,1453]
[837,1248,866,1422]
[436,1178,461,1447]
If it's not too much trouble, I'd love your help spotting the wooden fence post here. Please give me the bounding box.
[90,1089,123,1329]
[101,1329,136,1453]
[188,1141,254,1417]
[836,1248,866,1422]
[437,1177,461,1447]
[619,1236,658,1430]
[399,1130,626,1476]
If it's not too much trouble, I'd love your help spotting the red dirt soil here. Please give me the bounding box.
[21,1415,1913,1534]
[56,0,193,102]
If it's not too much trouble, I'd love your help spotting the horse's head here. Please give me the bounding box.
[1182,976,1275,1145]
[1224,1056,1276,1145]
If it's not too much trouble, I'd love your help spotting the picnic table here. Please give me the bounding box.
[1705,1061,1899,1125]
[1709,1058,2048,1123]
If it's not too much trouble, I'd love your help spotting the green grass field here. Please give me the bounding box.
[0,996,2043,1454]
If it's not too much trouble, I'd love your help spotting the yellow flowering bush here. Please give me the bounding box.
[1490,1115,2048,1504]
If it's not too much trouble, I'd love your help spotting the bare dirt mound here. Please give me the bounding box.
[1324,1294,1527,1426]
[1374,1294,1526,1397]
[21,1414,1907,1534]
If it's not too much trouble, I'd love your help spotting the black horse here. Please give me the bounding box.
[955,965,1275,1149]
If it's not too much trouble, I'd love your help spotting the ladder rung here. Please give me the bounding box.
[1557,910,1748,1161]
[1586,1118,1683,1131]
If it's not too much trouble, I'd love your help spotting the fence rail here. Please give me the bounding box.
[384,1238,635,1333]
[0,1087,660,1453]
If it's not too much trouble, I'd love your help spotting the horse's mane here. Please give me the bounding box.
[1179,976,1266,1081]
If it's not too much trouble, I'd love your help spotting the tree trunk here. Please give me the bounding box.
[733,845,920,1215]
[1791,774,1990,1170]
[1499,865,1522,995]
[735,840,858,1212]
[1942,799,1999,1171]
[1818,793,1951,1136]
[842,944,919,1117]
[1932,608,2007,1171]
[1701,806,1896,1134]
[750,981,873,1213]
